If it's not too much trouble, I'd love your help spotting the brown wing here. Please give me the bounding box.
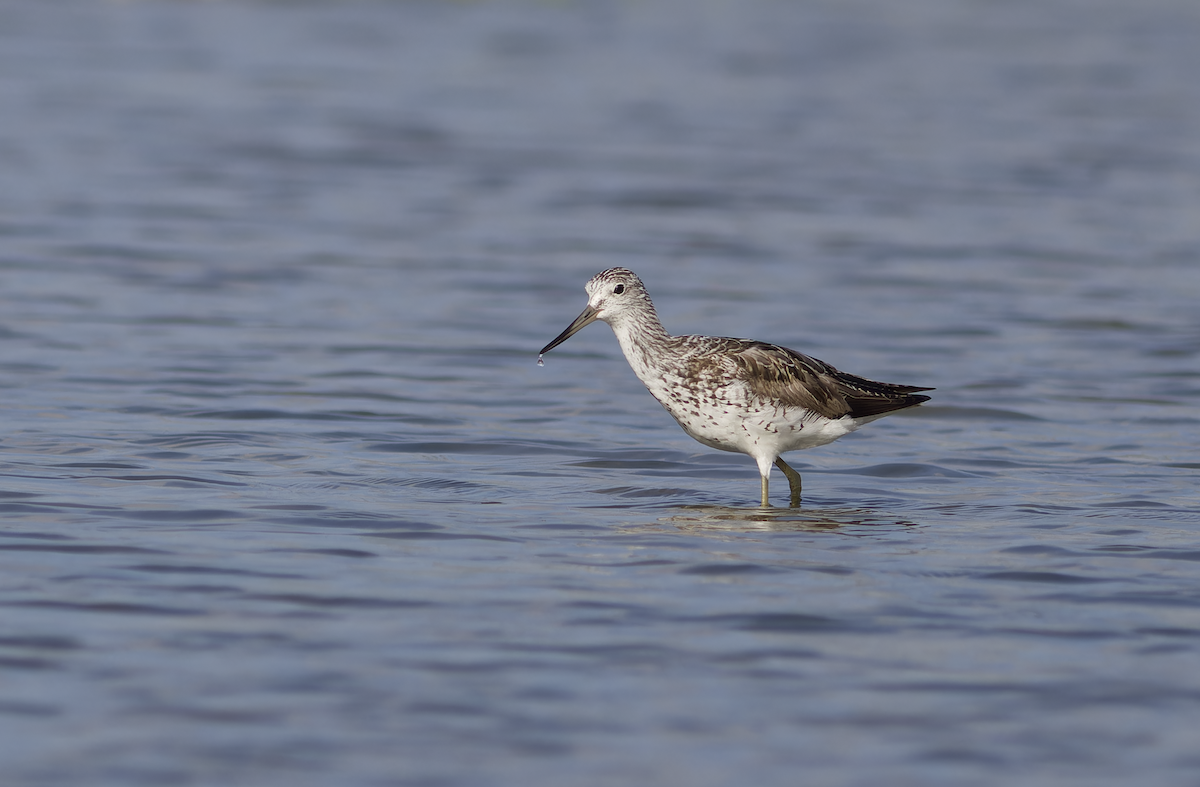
[715,340,932,420]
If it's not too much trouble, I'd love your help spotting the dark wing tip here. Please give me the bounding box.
[828,369,933,419]
[843,389,931,419]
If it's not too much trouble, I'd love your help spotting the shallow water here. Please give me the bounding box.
[2,0,1200,784]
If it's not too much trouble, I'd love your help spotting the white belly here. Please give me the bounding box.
[642,375,858,461]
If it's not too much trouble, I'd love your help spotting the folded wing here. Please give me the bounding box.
[720,340,932,420]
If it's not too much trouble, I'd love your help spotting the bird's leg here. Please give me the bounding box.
[773,457,802,507]
[759,473,771,508]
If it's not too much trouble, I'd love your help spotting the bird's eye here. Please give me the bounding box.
[613,284,625,295]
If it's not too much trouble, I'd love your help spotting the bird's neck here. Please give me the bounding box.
[607,304,675,380]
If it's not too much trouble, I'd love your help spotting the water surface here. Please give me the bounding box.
[2,1,1200,785]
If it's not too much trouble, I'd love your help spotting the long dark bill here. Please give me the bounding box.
[539,304,600,356]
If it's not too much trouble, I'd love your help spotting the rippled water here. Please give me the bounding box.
[2,1,1200,784]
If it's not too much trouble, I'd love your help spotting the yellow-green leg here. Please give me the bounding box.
[774,457,802,507]
[759,474,771,507]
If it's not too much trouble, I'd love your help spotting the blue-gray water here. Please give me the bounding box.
[3,1,1200,785]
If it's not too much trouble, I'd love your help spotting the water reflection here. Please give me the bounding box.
[653,504,924,534]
